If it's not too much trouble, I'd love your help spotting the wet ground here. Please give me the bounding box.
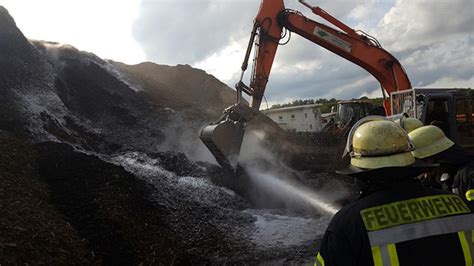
[244,209,331,249]
[107,150,353,264]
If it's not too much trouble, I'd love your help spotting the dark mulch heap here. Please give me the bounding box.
[0,130,355,265]
[0,132,93,264]
[0,132,178,264]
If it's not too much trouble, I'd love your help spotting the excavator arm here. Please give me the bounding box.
[201,0,412,170]
[246,0,411,112]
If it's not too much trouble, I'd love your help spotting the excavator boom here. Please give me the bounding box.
[200,0,412,170]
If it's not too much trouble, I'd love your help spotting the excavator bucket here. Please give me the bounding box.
[200,103,297,171]
[200,119,245,170]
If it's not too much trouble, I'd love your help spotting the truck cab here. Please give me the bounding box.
[391,88,474,154]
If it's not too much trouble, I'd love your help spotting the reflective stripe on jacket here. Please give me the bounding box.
[365,207,473,265]
[316,181,474,266]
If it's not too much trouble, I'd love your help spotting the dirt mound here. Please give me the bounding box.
[0,132,245,264]
[113,62,236,119]
[0,5,235,158]
[0,130,179,264]
[0,132,94,264]
[35,142,177,264]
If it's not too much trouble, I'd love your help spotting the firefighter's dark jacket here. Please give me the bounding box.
[433,144,474,207]
[315,180,474,266]
[453,160,474,208]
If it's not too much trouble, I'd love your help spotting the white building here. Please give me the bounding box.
[263,103,323,132]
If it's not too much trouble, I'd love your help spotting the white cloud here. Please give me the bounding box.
[400,37,474,87]
[326,76,378,99]
[426,76,474,88]
[133,0,259,65]
[0,0,146,64]
[348,1,375,20]
[193,41,247,83]
[361,88,383,99]
[376,0,474,51]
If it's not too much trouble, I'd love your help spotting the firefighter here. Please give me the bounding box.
[315,118,474,266]
[408,125,474,208]
[398,115,423,133]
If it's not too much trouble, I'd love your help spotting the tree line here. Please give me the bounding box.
[269,97,384,113]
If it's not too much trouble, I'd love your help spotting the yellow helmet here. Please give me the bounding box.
[345,118,415,169]
[399,117,423,133]
[408,125,454,159]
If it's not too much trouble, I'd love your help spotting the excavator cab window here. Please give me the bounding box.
[337,104,354,126]
[353,103,371,120]
[455,97,474,148]
[337,103,372,125]
[426,98,451,138]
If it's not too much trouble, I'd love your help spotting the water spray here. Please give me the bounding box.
[246,168,341,215]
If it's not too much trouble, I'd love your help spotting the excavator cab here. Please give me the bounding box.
[336,100,373,128]
[321,100,376,140]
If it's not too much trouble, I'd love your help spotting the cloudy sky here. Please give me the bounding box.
[2,0,473,106]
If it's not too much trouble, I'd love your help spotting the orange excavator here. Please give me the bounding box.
[200,0,412,169]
